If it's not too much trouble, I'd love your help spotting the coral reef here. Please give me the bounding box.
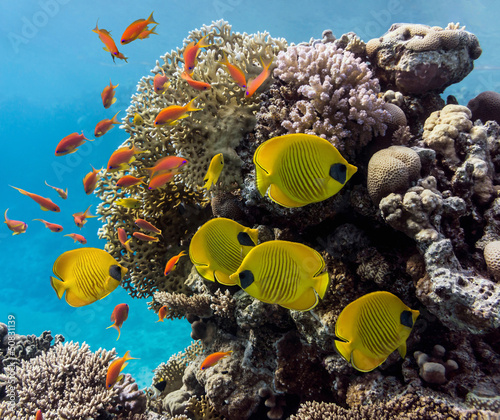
[468,91,500,124]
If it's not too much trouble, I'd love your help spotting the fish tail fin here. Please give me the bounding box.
[313,271,330,300]
[147,11,158,25]
[123,350,140,361]
[111,111,121,124]
[106,324,121,340]
[197,34,210,48]
[150,25,158,35]
[202,173,213,190]
[218,51,229,66]
[50,276,67,300]
[185,97,201,113]
[10,186,27,196]
[334,339,352,363]
[260,55,274,70]
[4,208,8,221]
[92,19,99,32]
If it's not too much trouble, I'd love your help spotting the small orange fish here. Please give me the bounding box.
[181,71,211,91]
[36,410,43,420]
[114,52,129,63]
[106,350,139,389]
[121,12,158,45]
[55,132,93,156]
[106,145,146,172]
[183,35,210,74]
[93,21,126,63]
[138,24,158,39]
[33,219,63,233]
[156,305,168,322]
[95,111,121,137]
[106,303,129,340]
[219,52,246,88]
[44,181,68,199]
[10,186,60,212]
[135,218,161,235]
[64,233,87,244]
[154,98,201,126]
[145,156,189,177]
[154,68,170,94]
[101,80,119,109]
[4,209,27,235]
[245,56,273,98]
[200,351,233,370]
[83,165,102,195]
[116,175,146,189]
[117,227,133,254]
[72,205,96,228]
[164,251,186,275]
[148,171,176,190]
[133,232,159,242]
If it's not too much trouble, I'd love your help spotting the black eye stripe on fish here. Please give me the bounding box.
[237,232,255,246]
[330,163,347,184]
[239,270,254,289]
[400,310,414,328]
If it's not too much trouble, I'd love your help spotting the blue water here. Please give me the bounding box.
[0,0,498,389]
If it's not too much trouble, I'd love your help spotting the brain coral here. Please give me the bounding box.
[366,23,481,94]
[467,91,500,124]
[483,240,500,282]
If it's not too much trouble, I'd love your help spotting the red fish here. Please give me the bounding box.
[138,25,158,40]
[95,111,120,137]
[106,303,129,340]
[164,251,186,275]
[36,410,43,420]
[101,80,119,109]
[83,165,101,195]
[183,35,210,75]
[200,351,233,370]
[219,52,247,88]
[107,145,146,172]
[64,233,87,244]
[134,218,161,235]
[4,209,27,235]
[33,219,63,233]
[117,227,133,254]
[154,98,201,126]
[93,21,127,63]
[245,56,273,98]
[10,186,60,212]
[106,350,139,389]
[121,12,158,45]
[55,132,93,156]
[73,205,96,228]
[116,175,146,189]
[181,71,211,91]
[133,232,159,242]
[145,156,188,177]
[154,68,170,94]
[44,181,68,199]
[148,172,176,190]
[156,305,168,322]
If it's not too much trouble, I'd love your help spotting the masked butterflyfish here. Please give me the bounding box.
[189,218,258,285]
[50,247,128,307]
[334,291,420,372]
[228,240,329,311]
[253,133,358,208]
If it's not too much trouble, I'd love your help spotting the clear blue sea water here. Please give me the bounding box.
[0,0,498,389]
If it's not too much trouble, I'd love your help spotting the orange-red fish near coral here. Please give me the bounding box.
[55,132,93,156]
[95,111,120,137]
[133,232,159,242]
[36,410,43,420]
[106,303,129,340]
[4,209,27,235]
[64,233,87,244]
[245,56,273,98]
[34,219,63,233]
[114,52,128,63]
[138,24,158,39]
[183,35,210,75]
[148,172,176,190]
[116,175,146,189]
[106,350,139,389]
[156,305,168,322]
[154,68,170,94]
[10,186,60,212]
[83,165,102,195]
[164,251,186,275]
[145,156,189,177]
[154,98,201,126]
[101,80,119,109]
[180,71,211,91]
[73,205,96,228]
[200,351,233,370]
[134,219,161,235]
[44,181,68,199]
[106,145,146,172]
[121,12,158,45]
[92,21,127,63]
[219,52,246,88]
[117,227,133,254]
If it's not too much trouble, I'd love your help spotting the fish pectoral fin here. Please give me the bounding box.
[267,184,305,208]
[351,349,387,372]
[213,270,239,286]
[102,46,110,52]
[280,288,319,311]
[397,341,407,359]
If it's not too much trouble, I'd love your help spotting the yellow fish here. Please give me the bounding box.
[50,247,128,307]
[189,218,258,285]
[133,113,144,126]
[203,153,224,190]
[229,240,329,311]
[115,198,142,209]
[334,291,420,372]
[253,133,358,208]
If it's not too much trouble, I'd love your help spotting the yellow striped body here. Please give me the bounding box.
[229,240,329,311]
[189,218,258,285]
[50,248,127,307]
[253,134,357,208]
[334,291,420,372]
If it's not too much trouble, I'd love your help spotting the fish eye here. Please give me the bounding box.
[237,232,255,247]
[239,270,254,289]
[329,163,347,184]
[400,310,414,328]
[109,265,123,281]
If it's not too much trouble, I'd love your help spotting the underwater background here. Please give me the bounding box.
[0,0,499,414]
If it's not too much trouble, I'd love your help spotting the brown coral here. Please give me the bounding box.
[483,240,500,282]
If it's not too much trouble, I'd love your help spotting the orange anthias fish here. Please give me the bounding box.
[33,219,63,233]
[117,227,133,254]
[44,181,68,199]
[164,251,186,275]
[64,233,87,244]
[101,80,119,109]
[55,132,93,156]
[219,52,247,88]
[154,68,170,94]
[200,351,233,370]
[121,12,158,45]
[156,305,168,322]
[83,165,102,195]
[10,186,60,212]
[106,303,129,340]
[73,205,97,228]
[145,156,189,177]
[181,71,211,91]
[134,218,161,235]
[245,56,273,98]
[36,409,43,420]
[4,209,27,235]
[183,35,210,75]
[148,172,177,190]
[116,175,146,189]
[93,21,127,63]
[133,232,159,242]
[154,98,201,126]
[106,145,146,172]
[95,111,121,137]
[106,350,139,389]
[138,24,158,39]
